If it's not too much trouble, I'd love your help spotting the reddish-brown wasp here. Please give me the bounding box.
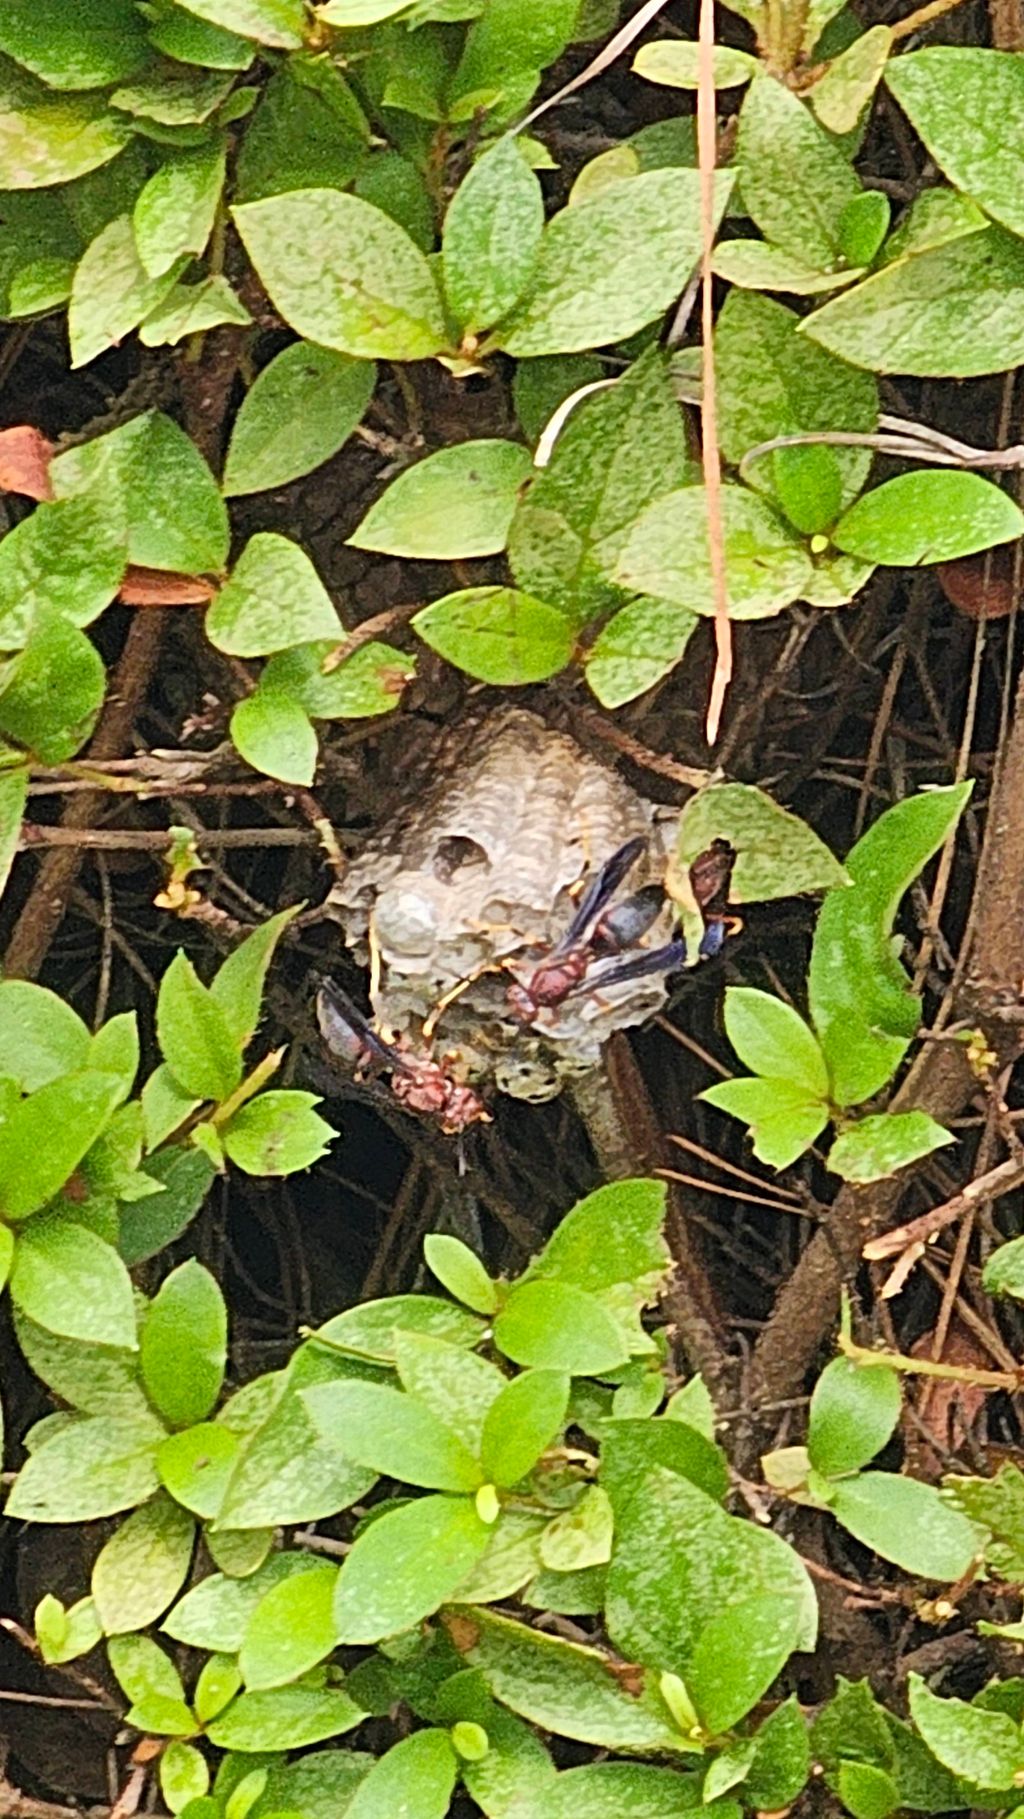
[505,836,651,1023]
[557,837,741,1000]
[315,977,488,1135]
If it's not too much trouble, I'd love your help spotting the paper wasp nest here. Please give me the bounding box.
[328,709,681,1101]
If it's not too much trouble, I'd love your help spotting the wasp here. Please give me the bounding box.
[315,977,488,1135]
[508,836,741,1021]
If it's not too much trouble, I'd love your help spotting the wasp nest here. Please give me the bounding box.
[328,709,681,1101]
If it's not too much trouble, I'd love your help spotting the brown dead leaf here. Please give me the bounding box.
[119,566,216,606]
[0,424,54,500]
[441,1612,480,1654]
[903,1320,988,1479]
[937,550,1018,620]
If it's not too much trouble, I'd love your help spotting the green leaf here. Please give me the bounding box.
[206,533,341,656]
[480,1371,569,1487]
[423,1233,498,1315]
[808,783,973,1105]
[600,1415,729,1508]
[446,1607,693,1753]
[157,951,243,1103]
[907,1674,1024,1788]
[833,471,1024,565]
[163,1550,326,1649]
[412,587,575,684]
[539,1484,614,1571]
[260,639,413,721]
[350,440,532,559]
[239,1560,339,1689]
[302,1378,482,1490]
[205,1527,272,1577]
[809,26,892,135]
[141,1259,228,1428]
[193,1654,243,1724]
[311,1294,484,1364]
[5,1412,161,1521]
[223,1091,333,1175]
[605,1466,817,1673]
[614,486,813,620]
[68,214,183,368]
[699,1076,829,1170]
[886,49,1024,240]
[161,1742,210,1815]
[736,75,861,268]
[138,273,251,346]
[335,1494,492,1643]
[92,1494,195,1635]
[111,62,234,127]
[0,492,127,647]
[109,1633,194,1736]
[494,1281,630,1375]
[13,1309,146,1417]
[245,1749,374,1812]
[164,0,305,46]
[207,1684,364,1751]
[808,1356,901,1477]
[0,59,131,188]
[723,988,830,1095]
[442,136,543,332]
[235,56,367,202]
[133,140,225,277]
[828,1110,954,1183]
[773,444,843,536]
[344,1731,458,1819]
[210,906,300,1049]
[509,346,697,621]
[585,598,699,708]
[353,147,434,250]
[158,1422,240,1518]
[689,1592,806,1732]
[882,186,988,263]
[149,7,255,66]
[634,39,758,88]
[223,344,376,496]
[119,1145,215,1264]
[496,169,733,356]
[0,765,26,905]
[982,1236,1024,1301]
[803,223,1024,376]
[0,0,149,89]
[0,616,106,763]
[10,1207,137,1353]
[51,410,229,574]
[0,981,90,1090]
[828,1474,983,1579]
[394,1330,504,1455]
[712,240,864,294]
[35,1593,103,1666]
[837,1761,900,1819]
[231,689,318,786]
[0,1070,125,1219]
[233,188,448,359]
[513,351,604,444]
[838,191,891,268]
[747,1699,812,1808]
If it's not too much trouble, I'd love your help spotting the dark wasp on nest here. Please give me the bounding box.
[505,834,741,1026]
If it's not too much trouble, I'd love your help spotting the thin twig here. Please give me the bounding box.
[20,825,314,851]
[864,1154,1024,1262]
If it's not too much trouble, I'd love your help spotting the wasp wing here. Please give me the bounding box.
[549,835,647,959]
[315,977,408,1073]
[566,936,688,997]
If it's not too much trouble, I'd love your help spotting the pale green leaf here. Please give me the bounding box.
[886,49,1024,239]
[223,344,376,496]
[233,188,448,359]
[808,26,892,136]
[827,1111,954,1183]
[808,1357,901,1477]
[231,690,318,786]
[334,1494,492,1643]
[133,141,226,276]
[496,169,734,357]
[92,1495,196,1634]
[699,1076,829,1169]
[239,1560,339,1689]
[480,1370,569,1487]
[585,598,699,707]
[0,0,149,89]
[412,587,575,684]
[442,135,543,332]
[223,1090,334,1175]
[0,59,130,187]
[350,440,532,559]
[5,1412,161,1521]
[51,410,229,573]
[207,533,341,655]
[157,951,242,1102]
[68,214,182,368]
[310,1294,483,1364]
[423,1233,498,1315]
[614,485,813,620]
[169,0,305,47]
[723,988,830,1095]
[0,1077,125,1221]
[207,1684,363,1750]
[259,639,413,720]
[829,1475,983,1579]
[634,39,758,89]
[344,1730,458,1819]
[908,1674,1024,1787]
[737,75,861,268]
[302,1378,482,1490]
[494,1281,630,1374]
[141,1259,228,1428]
[0,980,90,1090]
[138,274,251,347]
[712,240,865,294]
